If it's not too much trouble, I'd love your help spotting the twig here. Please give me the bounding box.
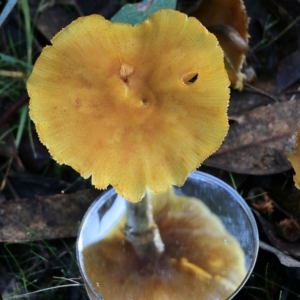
[5,178,21,201]
[0,157,13,191]
[53,276,82,284]
[7,283,83,299]
[286,89,300,95]
[0,93,29,127]
[244,83,282,102]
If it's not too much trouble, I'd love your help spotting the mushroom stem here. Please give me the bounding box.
[124,192,165,259]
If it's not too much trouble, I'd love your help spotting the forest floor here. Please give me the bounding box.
[1,0,300,299]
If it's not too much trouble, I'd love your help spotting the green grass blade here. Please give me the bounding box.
[0,0,18,27]
[0,53,31,69]
[15,105,28,148]
[20,0,33,73]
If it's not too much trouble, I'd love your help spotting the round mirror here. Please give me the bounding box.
[77,171,259,300]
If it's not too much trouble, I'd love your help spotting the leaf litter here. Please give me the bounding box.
[1,0,300,299]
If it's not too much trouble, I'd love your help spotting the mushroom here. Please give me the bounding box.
[27,9,229,203]
[83,189,246,300]
[191,0,249,90]
[27,8,242,299]
[288,132,300,189]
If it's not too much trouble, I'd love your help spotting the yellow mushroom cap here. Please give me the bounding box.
[192,0,249,90]
[83,190,246,299]
[288,131,300,189]
[28,9,229,202]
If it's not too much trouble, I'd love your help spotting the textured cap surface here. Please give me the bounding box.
[28,10,229,202]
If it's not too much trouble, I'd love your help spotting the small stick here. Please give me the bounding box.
[244,83,282,102]
[0,93,29,127]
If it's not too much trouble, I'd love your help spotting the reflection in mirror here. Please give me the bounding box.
[77,171,258,300]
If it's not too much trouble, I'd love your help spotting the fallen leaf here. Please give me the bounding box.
[0,124,17,157]
[7,174,68,198]
[252,209,300,258]
[259,241,300,268]
[77,0,120,18]
[205,99,300,175]
[30,0,79,40]
[0,189,99,242]
[244,0,299,74]
[284,192,300,216]
[248,188,274,216]
[276,50,300,93]
[111,0,176,25]
[177,0,202,15]
[228,87,272,116]
[276,218,300,242]
[191,0,249,89]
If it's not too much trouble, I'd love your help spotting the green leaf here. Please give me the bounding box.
[111,0,177,25]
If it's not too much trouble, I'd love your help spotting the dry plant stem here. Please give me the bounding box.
[124,192,165,259]
[0,93,29,127]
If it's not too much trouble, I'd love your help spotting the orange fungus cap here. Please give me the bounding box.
[27,9,229,202]
[288,131,300,190]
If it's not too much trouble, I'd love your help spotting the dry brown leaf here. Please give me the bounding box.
[248,188,274,216]
[276,218,300,243]
[284,193,300,217]
[228,86,273,116]
[192,0,249,89]
[275,50,300,93]
[29,0,80,41]
[252,210,300,259]
[205,99,300,175]
[0,124,17,158]
[259,241,300,268]
[0,189,99,242]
